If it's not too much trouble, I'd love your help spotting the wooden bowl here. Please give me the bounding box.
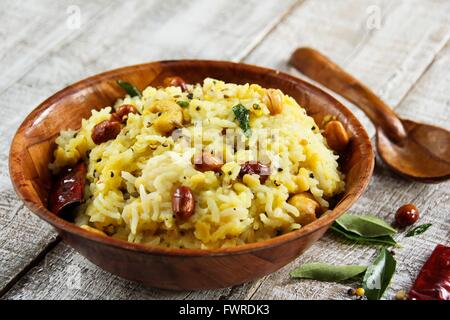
[9,60,374,290]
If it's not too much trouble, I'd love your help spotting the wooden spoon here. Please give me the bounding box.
[290,47,450,183]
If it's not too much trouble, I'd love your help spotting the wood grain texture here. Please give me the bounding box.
[0,0,113,293]
[290,48,408,143]
[0,0,298,292]
[231,0,450,300]
[290,47,450,181]
[246,0,450,137]
[0,0,111,94]
[8,60,374,290]
[2,0,450,299]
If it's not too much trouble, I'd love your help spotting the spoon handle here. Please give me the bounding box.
[290,47,406,142]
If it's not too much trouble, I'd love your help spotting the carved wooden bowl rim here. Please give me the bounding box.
[9,60,374,257]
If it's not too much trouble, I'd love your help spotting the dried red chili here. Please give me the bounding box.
[48,162,86,215]
[408,244,450,300]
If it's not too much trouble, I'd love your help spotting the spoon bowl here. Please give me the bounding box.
[290,47,450,183]
[378,119,450,182]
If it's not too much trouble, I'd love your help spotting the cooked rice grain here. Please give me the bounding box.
[50,78,344,249]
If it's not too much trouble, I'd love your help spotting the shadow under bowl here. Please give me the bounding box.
[9,60,374,290]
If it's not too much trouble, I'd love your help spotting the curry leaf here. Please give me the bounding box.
[177,100,190,108]
[405,223,432,237]
[232,104,251,137]
[362,248,396,300]
[117,80,142,97]
[335,214,397,238]
[330,224,397,246]
[290,263,367,282]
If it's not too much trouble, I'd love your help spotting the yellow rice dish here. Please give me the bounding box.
[49,78,345,249]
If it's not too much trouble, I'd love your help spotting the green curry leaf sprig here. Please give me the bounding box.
[232,104,251,137]
[290,263,367,282]
[117,80,142,97]
[330,214,397,246]
[176,100,190,108]
[362,248,396,300]
[290,249,396,300]
[405,223,432,237]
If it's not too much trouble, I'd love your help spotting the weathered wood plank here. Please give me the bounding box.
[0,0,298,294]
[2,244,192,300]
[0,0,111,94]
[246,0,450,137]
[394,43,450,129]
[0,0,114,292]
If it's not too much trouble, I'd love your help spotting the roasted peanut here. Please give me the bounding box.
[324,120,349,153]
[112,104,138,122]
[91,120,122,144]
[395,204,419,227]
[288,192,320,226]
[239,161,271,184]
[163,76,188,92]
[265,89,283,115]
[194,152,223,172]
[151,100,183,135]
[172,186,195,219]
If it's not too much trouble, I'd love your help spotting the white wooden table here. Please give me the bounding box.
[1,0,449,300]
